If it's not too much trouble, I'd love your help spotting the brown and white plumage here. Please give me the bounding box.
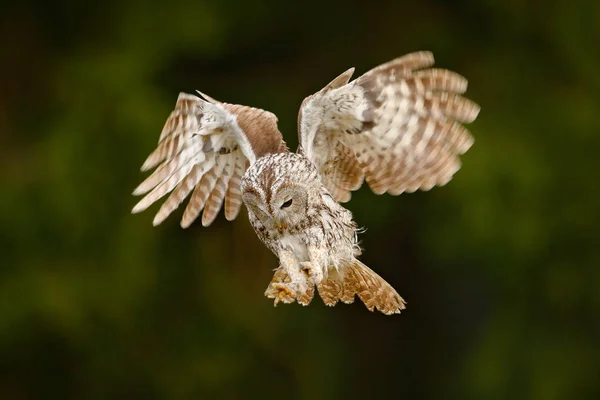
[132,92,286,228]
[132,51,480,315]
[298,51,479,202]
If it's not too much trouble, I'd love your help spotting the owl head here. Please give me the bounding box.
[241,153,321,232]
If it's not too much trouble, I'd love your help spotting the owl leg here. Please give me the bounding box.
[264,249,309,306]
[302,245,328,286]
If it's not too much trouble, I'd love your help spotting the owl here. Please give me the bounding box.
[132,51,480,315]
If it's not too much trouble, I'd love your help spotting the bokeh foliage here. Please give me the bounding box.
[1,0,599,399]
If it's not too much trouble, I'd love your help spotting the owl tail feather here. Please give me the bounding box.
[317,260,406,315]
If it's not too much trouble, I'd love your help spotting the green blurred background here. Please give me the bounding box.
[1,0,599,399]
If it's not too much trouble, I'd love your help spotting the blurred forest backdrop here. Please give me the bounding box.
[1,0,599,399]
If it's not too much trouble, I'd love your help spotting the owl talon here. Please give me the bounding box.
[265,283,296,306]
[266,267,315,306]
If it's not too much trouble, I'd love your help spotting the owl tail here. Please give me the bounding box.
[317,260,406,315]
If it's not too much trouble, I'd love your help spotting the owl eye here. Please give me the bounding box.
[281,199,293,209]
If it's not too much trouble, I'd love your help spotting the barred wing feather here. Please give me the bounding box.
[298,51,480,201]
[132,93,285,228]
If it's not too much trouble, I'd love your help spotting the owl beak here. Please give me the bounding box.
[275,219,285,231]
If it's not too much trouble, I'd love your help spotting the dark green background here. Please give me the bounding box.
[2,0,599,399]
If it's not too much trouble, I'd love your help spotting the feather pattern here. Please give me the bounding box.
[298,51,480,200]
[132,92,285,227]
[132,51,481,316]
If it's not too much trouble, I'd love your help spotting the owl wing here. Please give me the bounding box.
[132,92,287,228]
[297,51,480,202]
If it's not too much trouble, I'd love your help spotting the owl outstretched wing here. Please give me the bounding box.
[297,51,480,202]
[132,92,287,227]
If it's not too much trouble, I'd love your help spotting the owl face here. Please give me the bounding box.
[241,153,321,233]
[243,181,309,232]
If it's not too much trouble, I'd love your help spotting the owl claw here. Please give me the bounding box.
[265,267,315,306]
[265,283,296,306]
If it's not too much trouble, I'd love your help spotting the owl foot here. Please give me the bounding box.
[265,267,315,306]
[265,283,296,306]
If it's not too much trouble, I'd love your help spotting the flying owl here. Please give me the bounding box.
[132,51,480,315]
